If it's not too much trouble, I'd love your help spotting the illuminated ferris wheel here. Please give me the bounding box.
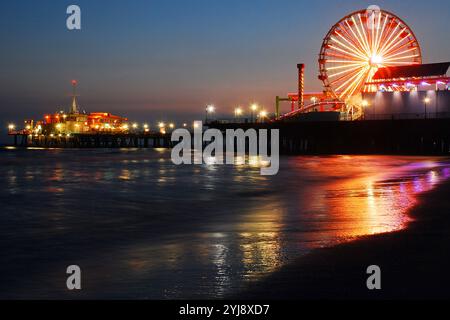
[319,9,422,101]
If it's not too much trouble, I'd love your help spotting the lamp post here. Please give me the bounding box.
[158,122,166,134]
[205,105,215,124]
[259,110,268,123]
[234,107,242,122]
[250,104,258,123]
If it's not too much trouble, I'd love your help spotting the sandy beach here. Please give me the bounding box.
[241,179,450,300]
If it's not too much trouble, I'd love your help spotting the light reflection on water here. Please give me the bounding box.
[0,149,449,299]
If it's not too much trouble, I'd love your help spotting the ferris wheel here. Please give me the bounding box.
[319,9,422,101]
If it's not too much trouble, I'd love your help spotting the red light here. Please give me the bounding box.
[72,80,77,85]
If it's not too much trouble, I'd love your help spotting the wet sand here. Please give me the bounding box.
[241,180,450,300]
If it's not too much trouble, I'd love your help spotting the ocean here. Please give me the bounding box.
[1,147,449,299]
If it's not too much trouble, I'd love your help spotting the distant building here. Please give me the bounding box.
[362,62,450,119]
[18,81,129,136]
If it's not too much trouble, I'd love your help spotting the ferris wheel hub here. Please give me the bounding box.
[370,55,384,66]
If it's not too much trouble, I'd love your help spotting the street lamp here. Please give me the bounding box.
[424,97,431,119]
[234,107,243,122]
[8,124,15,131]
[259,110,268,122]
[158,122,166,134]
[205,105,215,123]
[250,104,258,123]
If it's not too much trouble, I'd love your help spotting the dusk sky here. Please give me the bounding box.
[1,0,449,126]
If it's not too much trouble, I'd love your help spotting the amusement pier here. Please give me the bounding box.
[7,8,450,155]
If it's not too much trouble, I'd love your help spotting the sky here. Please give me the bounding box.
[0,0,449,128]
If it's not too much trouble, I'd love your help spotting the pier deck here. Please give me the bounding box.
[8,118,450,156]
[211,118,450,155]
[8,132,174,149]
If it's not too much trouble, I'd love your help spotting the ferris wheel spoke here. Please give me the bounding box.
[380,30,409,56]
[328,65,365,78]
[377,24,402,55]
[374,14,389,55]
[345,68,371,97]
[370,11,379,51]
[351,15,369,53]
[330,67,364,87]
[328,42,368,61]
[324,51,365,62]
[384,54,420,62]
[334,67,367,92]
[370,16,379,56]
[344,20,369,57]
[384,46,418,60]
[384,61,421,65]
[327,63,365,70]
[330,72,364,90]
[379,30,409,57]
[383,39,416,57]
[357,14,372,54]
[377,19,398,55]
[326,59,367,64]
[334,31,367,59]
[352,16,370,53]
[372,11,382,49]
[339,26,368,57]
[339,72,367,98]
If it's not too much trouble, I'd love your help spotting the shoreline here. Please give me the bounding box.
[239,179,450,300]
